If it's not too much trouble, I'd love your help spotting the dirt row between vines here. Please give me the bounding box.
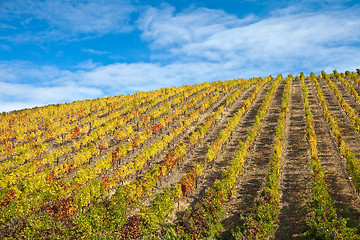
[330,76,360,115]
[131,81,260,216]
[119,81,250,199]
[105,85,224,181]
[215,79,285,238]
[30,83,204,185]
[47,85,193,158]
[174,81,274,217]
[71,84,211,178]
[105,83,244,196]
[315,76,360,157]
[305,76,360,229]
[345,75,360,97]
[274,77,311,239]
[13,84,203,178]
[0,83,241,236]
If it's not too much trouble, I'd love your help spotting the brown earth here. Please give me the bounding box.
[274,77,312,239]
[305,76,360,229]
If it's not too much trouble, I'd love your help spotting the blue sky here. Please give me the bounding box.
[1,0,359,112]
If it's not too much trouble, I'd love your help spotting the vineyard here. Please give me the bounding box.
[1,70,360,239]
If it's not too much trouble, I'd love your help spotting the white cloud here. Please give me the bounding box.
[176,13,360,60]
[0,61,104,112]
[0,60,242,112]
[0,44,11,51]
[138,4,360,74]
[0,0,135,42]
[74,59,100,70]
[0,81,103,112]
[82,48,110,55]
[0,60,72,84]
[0,22,16,30]
[81,61,237,92]
[1,2,360,112]
[138,5,256,49]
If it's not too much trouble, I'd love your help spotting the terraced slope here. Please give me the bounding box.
[1,71,360,239]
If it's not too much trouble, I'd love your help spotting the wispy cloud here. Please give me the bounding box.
[79,61,235,92]
[138,5,257,49]
[0,44,11,51]
[138,3,360,74]
[0,22,16,30]
[0,80,103,112]
[1,1,360,112]
[0,60,101,112]
[0,60,72,84]
[74,59,100,70]
[82,48,110,55]
[0,0,136,43]
[0,60,240,112]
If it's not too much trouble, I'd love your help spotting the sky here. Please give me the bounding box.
[0,0,359,112]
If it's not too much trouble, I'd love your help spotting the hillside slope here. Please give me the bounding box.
[1,70,360,239]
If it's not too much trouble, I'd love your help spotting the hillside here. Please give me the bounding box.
[1,70,360,239]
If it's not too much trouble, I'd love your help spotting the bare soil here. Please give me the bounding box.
[124,82,253,215]
[149,82,262,218]
[274,77,312,239]
[305,77,360,229]
[5,72,360,239]
[219,79,286,238]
